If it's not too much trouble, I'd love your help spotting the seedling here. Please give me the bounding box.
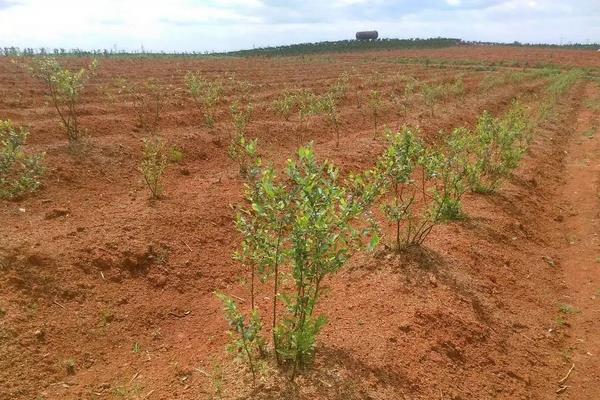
[210,362,224,399]
[168,146,184,163]
[29,57,97,145]
[132,342,142,353]
[421,83,442,117]
[120,78,166,135]
[558,303,576,314]
[140,136,168,199]
[316,94,341,147]
[230,100,253,137]
[329,71,350,101]
[0,120,45,200]
[227,133,260,181]
[185,72,223,128]
[295,89,319,131]
[272,90,297,121]
[368,90,384,130]
[215,292,264,385]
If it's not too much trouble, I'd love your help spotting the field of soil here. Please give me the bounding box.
[1,45,599,399]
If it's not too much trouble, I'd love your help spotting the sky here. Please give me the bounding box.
[0,0,598,52]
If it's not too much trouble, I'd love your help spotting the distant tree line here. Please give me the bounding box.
[1,38,599,58]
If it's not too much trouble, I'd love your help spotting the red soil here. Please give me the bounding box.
[0,46,599,399]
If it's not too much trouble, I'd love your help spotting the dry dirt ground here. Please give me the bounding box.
[1,46,599,399]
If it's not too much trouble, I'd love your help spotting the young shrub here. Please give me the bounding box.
[375,127,425,249]
[229,144,379,378]
[276,146,378,375]
[421,83,442,117]
[368,90,384,130]
[468,103,529,193]
[230,100,253,138]
[479,74,505,91]
[185,72,223,128]
[427,127,473,220]
[448,76,465,98]
[391,93,408,120]
[228,133,260,181]
[329,71,350,102]
[272,90,297,121]
[215,292,265,385]
[316,94,341,147]
[140,136,168,199]
[29,57,97,145]
[0,120,44,200]
[403,76,419,97]
[295,89,319,131]
[120,78,166,135]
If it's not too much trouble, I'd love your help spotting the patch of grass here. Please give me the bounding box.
[559,303,577,314]
[113,383,143,398]
[582,128,596,139]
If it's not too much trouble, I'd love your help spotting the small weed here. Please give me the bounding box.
[64,359,76,375]
[100,310,115,326]
[168,147,184,164]
[113,383,143,398]
[215,292,264,385]
[582,128,596,139]
[132,342,141,353]
[368,90,384,129]
[210,362,224,400]
[140,136,168,199]
[0,307,6,318]
[558,303,576,314]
